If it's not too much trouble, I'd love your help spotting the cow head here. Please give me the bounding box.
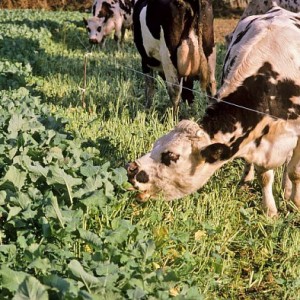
[83,2,115,44]
[126,120,230,201]
[83,16,104,44]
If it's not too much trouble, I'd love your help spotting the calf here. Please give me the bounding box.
[127,7,300,217]
[84,0,135,47]
[133,0,217,113]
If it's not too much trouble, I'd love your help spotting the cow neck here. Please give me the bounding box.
[199,97,264,143]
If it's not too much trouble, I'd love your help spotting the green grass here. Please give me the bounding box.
[1,8,300,300]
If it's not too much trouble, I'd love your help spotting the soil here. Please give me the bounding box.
[214,18,239,44]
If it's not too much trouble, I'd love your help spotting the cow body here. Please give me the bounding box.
[127,7,300,217]
[133,0,216,112]
[84,0,135,46]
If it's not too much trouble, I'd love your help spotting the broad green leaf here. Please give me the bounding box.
[8,114,25,135]
[7,206,22,221]
[105,220,135,245]
[22,155,48,179]
[78,228,102,249]
[79,190,107,210]
[49,194,65,228]
[112,167,127,185]
[4,165,27,190]
[140,239,156,260]
[68,259,100,285]
[0,244,17,256]
[13,275,48,300]
[0,190,6,205]
[28,258,51,274]
[16,192,31,210]
[80,165,101,177]
[0,266,27,292]
[126,287,146,300]
[43,274,70,295]
[47,165,82,204]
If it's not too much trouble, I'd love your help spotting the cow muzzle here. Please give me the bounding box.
[89,38,99,44]
[126,162,151,202]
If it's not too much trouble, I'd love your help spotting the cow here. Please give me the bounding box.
[83,0,135,47]
[133,0,217,113]
[225,0,300,45]
[126,7,300,217]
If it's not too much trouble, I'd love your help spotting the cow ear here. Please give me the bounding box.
[200,143,231,163]
[83,18,88,26]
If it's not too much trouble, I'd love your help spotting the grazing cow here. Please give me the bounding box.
[127,7,300,217]
[225,0,300,45]
[83,0,135,47]
[133,0,217,113]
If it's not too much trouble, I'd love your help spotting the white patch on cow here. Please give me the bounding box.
[290,96,300,105]
[139,7,161,69]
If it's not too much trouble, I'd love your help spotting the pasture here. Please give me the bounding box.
[1,8,300,299]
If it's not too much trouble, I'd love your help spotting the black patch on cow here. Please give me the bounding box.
[201,143,232,163]
[231,18,258,47]
[201,62,300,139]
[119,0,134,15]
[254,125,270,148]
[293,22,300,30]
[98,2,113,20]
[230,130,251,155]
[136,170,149,183]
[161,151,180,166]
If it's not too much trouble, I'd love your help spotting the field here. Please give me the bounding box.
[1,8,300,300]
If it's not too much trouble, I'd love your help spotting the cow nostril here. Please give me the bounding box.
[89,39,98,44]
[136,170,149,183]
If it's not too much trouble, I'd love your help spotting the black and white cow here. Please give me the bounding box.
[127,7,300,217]
[84,0,135,47]
[226,0,300,45]
[133,0,216,113]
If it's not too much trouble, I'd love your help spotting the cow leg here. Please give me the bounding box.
[240,162,255,184]
[207,45,217,99]
[120,26,126,44]
[256,167,278,217]
[142,60,155,108]
[282,153,292,200]
[181,78,194,105]
[168,78,182,115]
[286,142,300,209]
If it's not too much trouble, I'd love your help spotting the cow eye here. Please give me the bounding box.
[87,27,91,32]
[161,151,180,166]
[97,26,102,32]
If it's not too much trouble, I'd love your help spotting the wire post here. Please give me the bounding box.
[81,52,92,110]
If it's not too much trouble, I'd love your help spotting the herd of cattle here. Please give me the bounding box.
[84,0,300,217]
